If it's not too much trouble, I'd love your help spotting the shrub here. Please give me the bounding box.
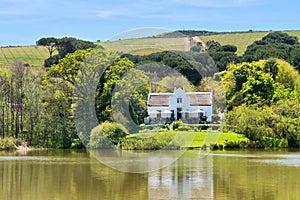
[224,140,249,149]
[199,124,209,131]
[89,121,128,149]
[256,136,286,148]
[224,141,241,149]
[172,120,181,130]
[0,137,17,150]
[71,138,85,149]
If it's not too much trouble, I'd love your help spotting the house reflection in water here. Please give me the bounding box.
[147,155,214,199]
[146,88,213,124]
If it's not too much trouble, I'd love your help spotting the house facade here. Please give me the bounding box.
[146,88,213,124]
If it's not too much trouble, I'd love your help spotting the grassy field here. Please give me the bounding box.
[2,30,300,67]
[200,32,270,56]
[127,131,249,148]
[200,30,300,56]
[100,30,300,56]
[0,46,49,67]
[99,37,187,55]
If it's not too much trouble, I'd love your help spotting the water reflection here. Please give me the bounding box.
[148,153,214,200]
[0,150,300,200]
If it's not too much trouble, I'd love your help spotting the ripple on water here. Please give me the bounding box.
[209,152,300,167]
[250,154,300,167]
[0,156,93,165]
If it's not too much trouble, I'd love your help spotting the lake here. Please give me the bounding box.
[0,149,300,200]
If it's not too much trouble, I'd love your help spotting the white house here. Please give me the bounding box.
[146,88,213,124]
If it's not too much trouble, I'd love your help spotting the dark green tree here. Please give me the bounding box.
[36,37,58,57]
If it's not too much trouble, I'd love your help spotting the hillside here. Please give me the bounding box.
[2,30,300,67]
[0,46,49,67]
[101,30,300,56]
[199,31,300,56]
[99,37,188,55]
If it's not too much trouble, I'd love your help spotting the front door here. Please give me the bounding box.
[177,108,182,120]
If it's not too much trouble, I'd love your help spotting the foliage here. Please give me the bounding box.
[89,121,128,149]
[123,51,211,85]
[95,57,135,122]
[225,102,300,148]
[37,37,97,67]
[36,37,58,57]
[223,61,278,109]
[206,40,240,71]
[0,137,17,150]
[242,32,300,73]
[46,49,93,84]
[275,59,300,90]
[172,120,181,130]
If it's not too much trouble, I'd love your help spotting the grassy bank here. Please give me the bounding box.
[121,131,249,150]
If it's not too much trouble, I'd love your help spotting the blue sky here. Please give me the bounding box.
[0,0,299,46]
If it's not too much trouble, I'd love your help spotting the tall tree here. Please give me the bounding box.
[36,37,58,57]
[37,37,98,67]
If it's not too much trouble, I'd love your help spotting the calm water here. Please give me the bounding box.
[1,149,300,200]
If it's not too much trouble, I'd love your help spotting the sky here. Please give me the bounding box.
[0,0,299,46]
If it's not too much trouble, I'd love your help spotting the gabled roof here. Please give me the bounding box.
[148,93,172,107]
[148,91,212,107]
[187,93,211,106]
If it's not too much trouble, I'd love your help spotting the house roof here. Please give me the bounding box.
[187,93,211,106]
[148,91,212,107]
[148,94,172,106]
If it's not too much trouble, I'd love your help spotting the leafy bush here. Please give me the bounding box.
[71,138,85,149]
[224,140,249,149]
[89,121,128,149]
[172,120,181,130]
[256,137,288,149]
[0,137,17,150]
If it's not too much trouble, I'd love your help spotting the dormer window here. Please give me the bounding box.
[177,97,182,103]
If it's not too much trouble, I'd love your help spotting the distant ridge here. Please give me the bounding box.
[156,30,299,38]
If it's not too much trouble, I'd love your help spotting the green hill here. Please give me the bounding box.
[199,32,270,55]
[99,37,189,55]
[100,30,300,56]
[0,46,49,67]
[2,30,300,67]
[199,31,300,56]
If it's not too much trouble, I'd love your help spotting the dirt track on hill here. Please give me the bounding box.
[192,36,207,49]
[184,37,191,51]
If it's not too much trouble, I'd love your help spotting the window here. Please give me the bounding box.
[177,97,182,103]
